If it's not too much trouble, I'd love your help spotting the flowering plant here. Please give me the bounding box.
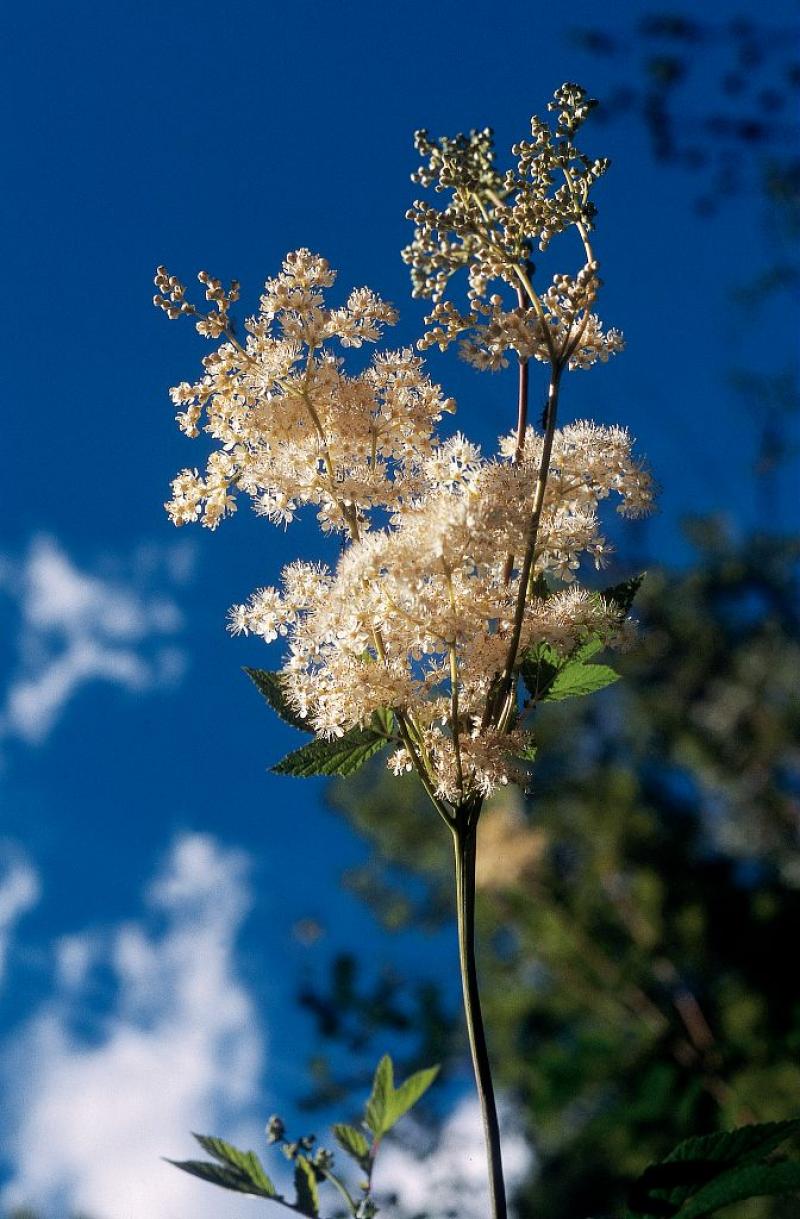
[151,85,800,1219]
[155,82,652,1219]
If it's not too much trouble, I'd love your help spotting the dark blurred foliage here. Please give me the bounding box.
[296,953,456,1114]
[571,15,800,222]
[303,525,800,1217]
[576,14,800,519]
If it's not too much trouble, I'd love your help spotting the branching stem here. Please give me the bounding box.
[501,283,532,586]
[319,1167,358,1216]
[486,361,563,729]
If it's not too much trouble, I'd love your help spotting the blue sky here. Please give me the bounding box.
[1,2,798,1216]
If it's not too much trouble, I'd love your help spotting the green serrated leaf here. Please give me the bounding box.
[545,659,620,701]
[574,636,604,662]
[244,668,311,733]
[626,1119,800,1218]
[363,1056,440,1137]
[371,707,395,736]
[665,1119,800,1169]
[516,738,538,762]
[519,649,560,702]
[627,1162,723,1218]
[601,572,646,617]
[240,1150,278,1197]
[384,1065,440,1131]
[677,1160,800,1218]
[191,1135,276,1194]
[294,1154,320,1217]
[272,727,390,778]
[364,1054,394,1136]
[332,1123,370,1167]
[167,1158,273,1198]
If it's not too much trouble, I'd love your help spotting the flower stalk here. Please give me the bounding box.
[490,362,564,728]
[452,810,507,1219]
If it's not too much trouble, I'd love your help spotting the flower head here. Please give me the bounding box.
[156,88,656,811]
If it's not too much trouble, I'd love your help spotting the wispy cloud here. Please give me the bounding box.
[2,833,265,1219]
[377,1094,534,1218]
[0,535,193,744]
[0,847,40,985]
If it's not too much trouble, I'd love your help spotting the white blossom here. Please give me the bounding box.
[156,93,655,810]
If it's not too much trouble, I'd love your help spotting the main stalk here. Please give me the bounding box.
[453,817,507,1219]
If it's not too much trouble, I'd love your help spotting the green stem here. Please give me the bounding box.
[319,1167,358,1217]
[452,817,507,1219]
[492,363,563,724]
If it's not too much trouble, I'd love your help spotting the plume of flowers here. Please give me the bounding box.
[155,84,654,810]
[157,250,454,534]
[225,422,650,802]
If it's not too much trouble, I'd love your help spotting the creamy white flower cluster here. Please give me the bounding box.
[227,421,652,802]
[404,85,607,305]
[403,86,627,380]
[158,88,656,814]
[160,250,454,532]
[420,264,624,372]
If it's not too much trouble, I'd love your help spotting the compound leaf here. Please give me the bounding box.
[545,659,620,701]
[363,1055,439,1137]
[273,727,389,778]
[385,1065,440,1130]
[294,1154,320,1217]
[332,1123,370,1168]
[167,1157,276,1199]
[677,1160,800,1218]
[364,1054,394,1137]
[601,572,646,617]
[244,668,311,733]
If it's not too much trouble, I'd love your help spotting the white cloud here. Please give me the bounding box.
[0,848,40,984]
[0,820,534,1219]
[0,535,193,744]
[2,833,266,1219]
[376,1094,534,1219]
[54,932,96,989]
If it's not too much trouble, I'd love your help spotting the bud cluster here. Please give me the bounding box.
[404,84,619,373]
[154,267,241,337]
